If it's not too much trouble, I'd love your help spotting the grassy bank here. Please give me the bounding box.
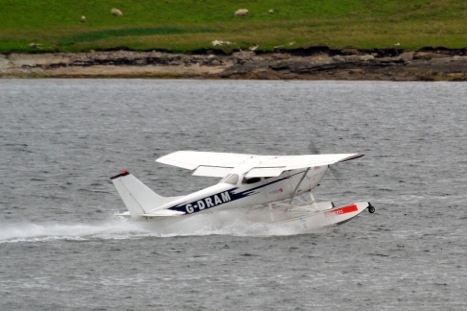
[1,0,465,53]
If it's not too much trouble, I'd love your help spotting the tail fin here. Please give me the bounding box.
[110,170,174,218]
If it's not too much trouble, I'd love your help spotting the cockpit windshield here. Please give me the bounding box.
[221,174,239,185]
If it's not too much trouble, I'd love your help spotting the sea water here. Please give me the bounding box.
[0,80,465,310]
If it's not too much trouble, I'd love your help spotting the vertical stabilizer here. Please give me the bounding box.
[110,170,171,218]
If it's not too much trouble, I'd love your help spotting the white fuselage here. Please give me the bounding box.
[149,166,328,215]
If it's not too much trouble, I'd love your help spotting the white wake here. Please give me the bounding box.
[0,215,319,243]
[0,219,150,243]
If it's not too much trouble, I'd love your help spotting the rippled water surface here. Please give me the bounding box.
[0,80,466,310]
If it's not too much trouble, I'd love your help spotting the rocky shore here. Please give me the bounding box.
[1,47,466,81]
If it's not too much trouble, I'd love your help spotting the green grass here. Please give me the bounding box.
[0,0,465,53]
[57,27,216,47]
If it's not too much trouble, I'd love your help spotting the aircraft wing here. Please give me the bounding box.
[156,151,255,177]
[244,153,364,178]
[156,151,364,178]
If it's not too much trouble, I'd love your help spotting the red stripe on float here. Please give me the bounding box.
[325,204,358,217]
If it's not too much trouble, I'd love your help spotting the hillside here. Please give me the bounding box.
[0,0,466,53]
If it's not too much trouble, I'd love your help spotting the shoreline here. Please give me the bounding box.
[1,48,466,81]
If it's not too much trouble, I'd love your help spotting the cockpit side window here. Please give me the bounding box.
[222,174,239,185]
[242,177,261,184]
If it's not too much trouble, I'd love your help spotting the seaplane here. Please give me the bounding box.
[111,151,375,233]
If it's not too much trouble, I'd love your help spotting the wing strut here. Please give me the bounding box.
[289,168,311,203]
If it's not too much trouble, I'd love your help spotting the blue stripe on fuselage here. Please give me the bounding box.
[169,189,235,214]
[169,171,304,214]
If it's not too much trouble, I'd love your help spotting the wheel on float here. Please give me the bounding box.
[368,203,375,213]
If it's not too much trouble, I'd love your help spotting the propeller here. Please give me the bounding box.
[308,138,343,182]
[306,112,343,183]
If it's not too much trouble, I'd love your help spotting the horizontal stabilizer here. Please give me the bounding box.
[141,209,186,217]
